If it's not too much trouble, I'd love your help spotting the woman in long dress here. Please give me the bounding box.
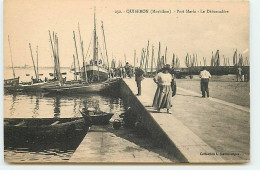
[152,66,173,114]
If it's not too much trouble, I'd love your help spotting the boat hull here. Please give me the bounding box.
[45,78,120,94]
[4,81,61,93]
[80,111,114,125]
[81,65,109,82]
[4,118,90,142]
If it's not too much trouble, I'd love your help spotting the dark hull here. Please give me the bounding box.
[45,78,120,94]
[4,81,60,93]
[80,111,114,125]
[4,78,19,86]
[4,118,90,142]
[85,70,108,82]
[82,65,109,82]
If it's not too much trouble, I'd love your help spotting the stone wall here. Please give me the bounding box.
[119,79,187,162]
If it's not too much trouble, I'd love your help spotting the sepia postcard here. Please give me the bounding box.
[3,0,249,164]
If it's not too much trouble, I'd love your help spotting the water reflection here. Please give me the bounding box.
[4,92,124,162]
[9,93,17,117]
[4,92,124,119]
[32,97,39,118]
[53,96,61,118]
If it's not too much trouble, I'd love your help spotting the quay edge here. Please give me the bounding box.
[119,79,188,163]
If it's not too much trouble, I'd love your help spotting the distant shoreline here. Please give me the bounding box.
[5,66,70,69]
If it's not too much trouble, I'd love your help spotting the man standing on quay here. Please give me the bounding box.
[135,67,144,96]
[199,67,211,98]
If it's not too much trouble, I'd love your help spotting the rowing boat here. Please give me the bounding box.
[4,117,91,142]
[80,110,114,125]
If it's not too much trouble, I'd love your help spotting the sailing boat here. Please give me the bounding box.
[44,9,118,94]
[4,35,20,90]
[81,9,109,82]
[4,34,61,93]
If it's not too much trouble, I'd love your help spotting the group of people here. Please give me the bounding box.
[237,67,250,82]
[109,63,134,78]
[135,65,212,114]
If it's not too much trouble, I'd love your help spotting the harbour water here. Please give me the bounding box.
[4,67,124,162]
[4,67,177,163]
[4,92,125,162]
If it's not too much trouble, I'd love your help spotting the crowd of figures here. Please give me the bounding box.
[107,60,249,115]
[236,66,250,82]
[109,62,134,78]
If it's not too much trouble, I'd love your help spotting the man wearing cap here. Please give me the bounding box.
[199,67,211,98]
[135,67,144,96]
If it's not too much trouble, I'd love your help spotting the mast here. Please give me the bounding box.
[97,36,100,81]
[49,31,63,85]
[73,31,81,77]
[29,43,38,81]
[134,50,136,69]
[78,23,88,83]
[140,48,145,68]
[101,21,110,77]
[157,42,161,71]
[55,34,63,84]
[36,45,39,78]
[145,40,149,73]
[93,7,97,62]
[172,53,175,68]
[164,46,167,65]
[151,45,154,73]
[8,35,16,78]
[49,31,57,78]
[73,54,77,80]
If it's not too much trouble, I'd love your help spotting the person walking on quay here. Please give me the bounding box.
[237,67,242,82]
[199,67,211,98]
[152,65,173,114]
[135,67,144,96]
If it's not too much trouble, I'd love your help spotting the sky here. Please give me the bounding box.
[4,0,249,68]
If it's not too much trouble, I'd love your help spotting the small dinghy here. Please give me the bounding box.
[80,108,114,125]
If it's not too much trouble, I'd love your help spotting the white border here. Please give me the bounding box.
[1,0,260,171]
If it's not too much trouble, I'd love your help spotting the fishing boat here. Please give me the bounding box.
[44,78,119,94]
[4,117,91,141]
[4,77,62,93]
[19,80,61,92]
[4,36,21,92]
[4,77,20,87]
[43,9,117,94]
[80,8,110,83]
[79,109,114,125]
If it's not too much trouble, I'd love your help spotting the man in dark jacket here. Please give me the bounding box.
[135,67,144,96]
